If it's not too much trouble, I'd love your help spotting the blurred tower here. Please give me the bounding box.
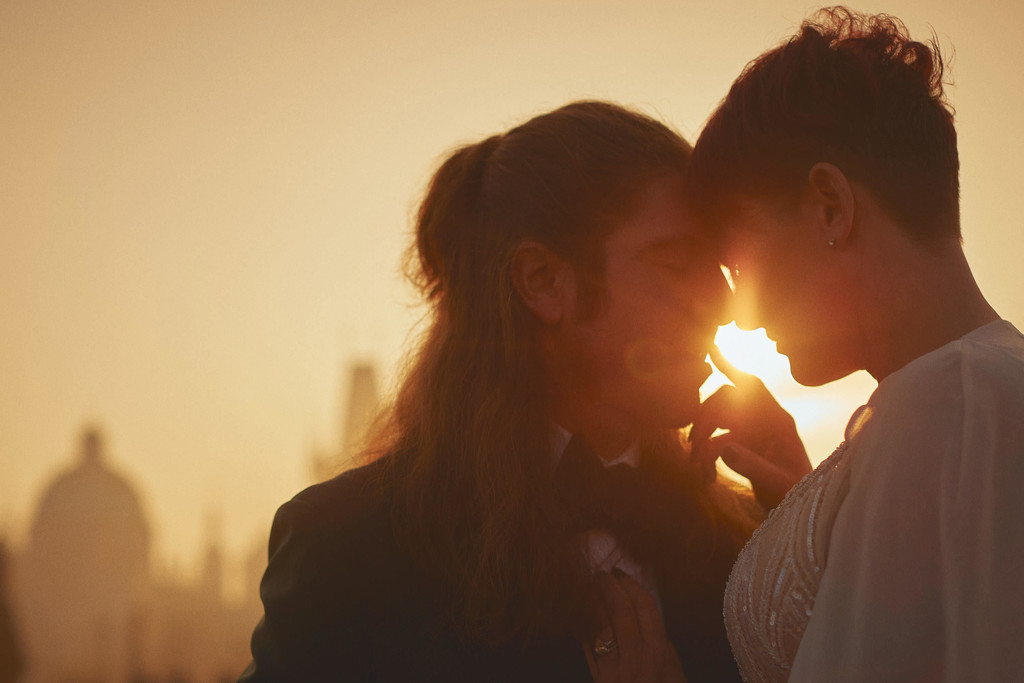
[310,361,380,482]
[340,362,379,465]
[199,511,224,604]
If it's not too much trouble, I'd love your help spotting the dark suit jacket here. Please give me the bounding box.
[239,457,742,682]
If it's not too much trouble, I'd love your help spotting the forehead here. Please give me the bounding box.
[720,195,798,232]
[605,176,702,252]
[714,197,795,254]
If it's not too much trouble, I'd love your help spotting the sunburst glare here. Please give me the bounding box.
[701,322,791,399]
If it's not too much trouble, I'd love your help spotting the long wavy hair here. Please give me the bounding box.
[363,100,756,646]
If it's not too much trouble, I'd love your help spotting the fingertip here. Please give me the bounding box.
[708,344,727,365]
[709,346,733,374]
[710,346,749,385]
[689,424,710,446]
[719,443,746,469]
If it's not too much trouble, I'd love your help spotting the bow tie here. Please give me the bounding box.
[553,435,647,534]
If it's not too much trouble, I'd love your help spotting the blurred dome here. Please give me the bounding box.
[26,425,150,610]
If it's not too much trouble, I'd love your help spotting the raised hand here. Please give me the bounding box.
[689,347,811,509]
[584,572,687,683]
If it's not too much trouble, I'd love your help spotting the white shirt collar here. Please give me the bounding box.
[550,423,641,470]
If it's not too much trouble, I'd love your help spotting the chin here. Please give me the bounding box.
[650,389,701,429]
[630,364,706,429]
[788,356,856,388]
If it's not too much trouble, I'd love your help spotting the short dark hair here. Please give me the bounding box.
[689,7,960,242]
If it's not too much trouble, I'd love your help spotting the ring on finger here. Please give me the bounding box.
[592,637,618,657]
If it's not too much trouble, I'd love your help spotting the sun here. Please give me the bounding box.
[699,322,879,473]
[701,322,791,398]
[715,323,790,378]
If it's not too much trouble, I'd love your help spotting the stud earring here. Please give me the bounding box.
[828,238,836,247]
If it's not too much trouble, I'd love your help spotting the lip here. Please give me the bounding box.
[772,334,790,356]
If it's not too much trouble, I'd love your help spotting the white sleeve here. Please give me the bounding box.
[789,344,1024,682]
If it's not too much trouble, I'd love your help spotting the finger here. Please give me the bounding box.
[708,346,754,387]
[582,641,599,680]
[691,432,736,470]
[719,443,798,507]
[585,583,616,680]
[688,443,718,485]
[710,347,778,405]
[688,385,737,445]
[596,572,642,662]
[613,574,668,645]
[689,435,727,485]
[719,442,779,481]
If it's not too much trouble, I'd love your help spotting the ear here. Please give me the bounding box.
[805,162,855,247]
[509,241,576,326]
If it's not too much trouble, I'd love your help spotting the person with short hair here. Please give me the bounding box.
[684,7,1024,682]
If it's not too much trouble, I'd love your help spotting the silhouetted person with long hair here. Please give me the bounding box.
[239,101,758,682]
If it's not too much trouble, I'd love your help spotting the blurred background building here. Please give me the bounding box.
[309,361,380,483]
[8,426,261,682]
[4,361,379,682]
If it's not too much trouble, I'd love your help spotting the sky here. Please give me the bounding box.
[3,0,1023,590]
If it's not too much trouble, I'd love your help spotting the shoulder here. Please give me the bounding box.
[243,458,403,679]
[957,320,1024,403]
[877,320,1024,406]
[258,457,401,623]
[838,320,1024,524]
[792,323,1024,680]
[852,322,1024,464]
[294,455,394,510]
[265,458,396,574]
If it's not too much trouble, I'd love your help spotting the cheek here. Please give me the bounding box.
[623,337,675,378]
[600,274,712,368]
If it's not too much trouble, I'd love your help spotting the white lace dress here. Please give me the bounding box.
[723,320,1024,682]
[722,415,861,683]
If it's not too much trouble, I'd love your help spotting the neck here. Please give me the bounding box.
[543,366,638,463]
[548,397,638,463]
[539,330,642,462]
[861,238,999,381]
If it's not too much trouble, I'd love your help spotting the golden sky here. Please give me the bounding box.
[3,0,1022,586]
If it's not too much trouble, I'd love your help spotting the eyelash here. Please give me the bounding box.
[721,265,737,292]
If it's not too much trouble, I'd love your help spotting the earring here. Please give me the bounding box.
[828,238,836,247]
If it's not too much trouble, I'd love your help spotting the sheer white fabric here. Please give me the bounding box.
[725,320,1024,682]
[722,421,859,682]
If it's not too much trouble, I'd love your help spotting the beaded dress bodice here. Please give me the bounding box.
[722,441,853,682]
